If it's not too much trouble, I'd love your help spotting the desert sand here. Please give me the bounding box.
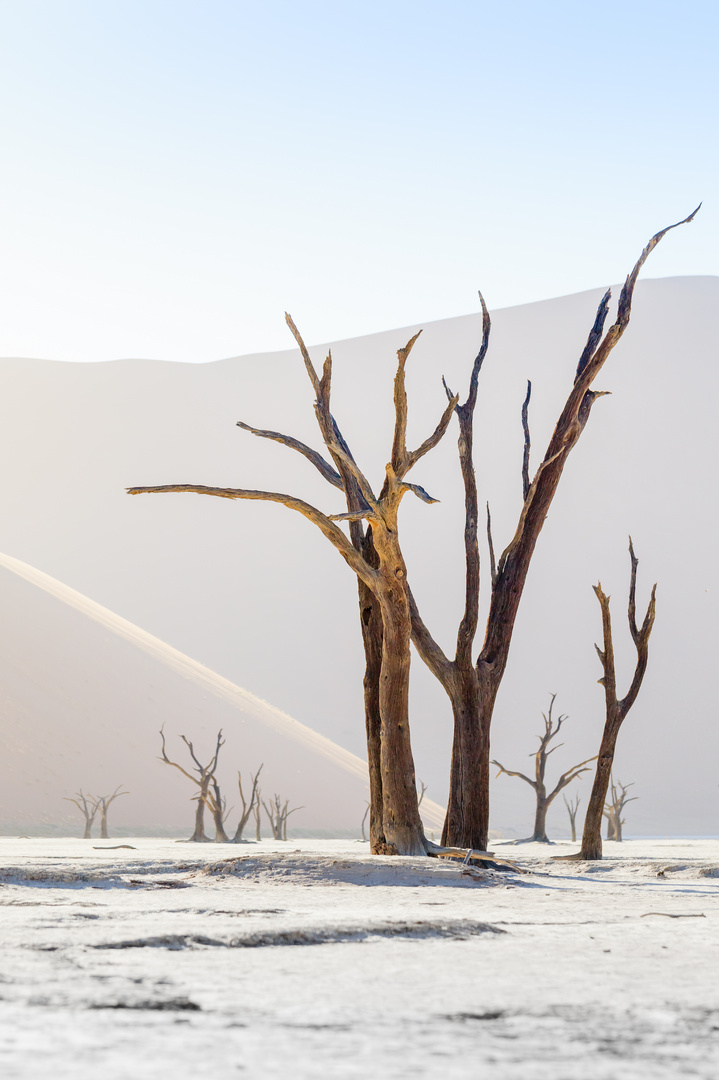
[0,836,717,1079]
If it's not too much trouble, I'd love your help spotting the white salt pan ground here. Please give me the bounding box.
[1,838,718,1079]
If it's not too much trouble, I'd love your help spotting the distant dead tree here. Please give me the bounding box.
[417,780,428,807]
[262,793,304,841]
[573,540,656,860]
[159,726,225,842]
[64,790,99,839]
[129,315,458,856]
[604,776,637,842]
[253,788,262,841]
[564,793,581,843]
[232,765,263,842]
[408,209,698,852]
[360,802,370,842]
[93,786,129,839]
[207,773,230,842]
[492,694,595,842]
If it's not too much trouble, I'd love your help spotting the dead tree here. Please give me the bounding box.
[93,786,129,839]
[361,802,370,841]
[207,774,230,842]
[253,789,262,841]
[64,790,99,839]
[158,727,225,842]
[262,793,304,841]
[491,694,595,842]
[408,208,698,851]
[232,765,263,842]
[129,318,458,856]
[603,776,637,842]
[417,780,427,807]
[575,539,656,860]
[564,793,581,843]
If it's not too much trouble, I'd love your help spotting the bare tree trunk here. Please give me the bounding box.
[577,541,655,860]
[99,811,109,840]
[377,575,426,855]
[189,790,210,843]
[358,569,387,852]
[441,672,491,850]
[532,798,550,843]
[409,211,697,853]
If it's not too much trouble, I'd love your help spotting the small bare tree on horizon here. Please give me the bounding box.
[158,726,225,842]
[232,765,263,842]
[93,786,129,839]
[604,776,638,842]
[564,792,581,843]
[492,694,595,843]
[262,793,304,841]
[64,790,99,839]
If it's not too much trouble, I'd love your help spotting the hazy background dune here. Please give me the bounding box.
[1,276,716,836]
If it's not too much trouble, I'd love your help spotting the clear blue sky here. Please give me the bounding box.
[0,0,714,361]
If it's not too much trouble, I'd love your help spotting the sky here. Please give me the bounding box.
[0,0,715,362]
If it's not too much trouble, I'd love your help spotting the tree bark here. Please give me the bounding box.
[357,545,387,852]
[409,211,696,852]
[188,790,210,843]
[577,541,655,860]
[441,670,492,850]
[376,559,426,855]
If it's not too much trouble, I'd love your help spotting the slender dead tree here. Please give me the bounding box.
[158,727,225,842]
[232,765,263,842]
[129,319,458,856]
[93,786,129,839]
[361,801,370,841]
[573,539,656,860]
[491,694,595,842]
[253,788,262,841]
[564,792,581,843]
[408,208,698,851]
[603,776,637,842]
[64,790,99,839]
[262,793,304,841]
[207,774,230,842]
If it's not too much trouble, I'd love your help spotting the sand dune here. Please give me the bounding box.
[0,275,716,836]
[0,551,445,833]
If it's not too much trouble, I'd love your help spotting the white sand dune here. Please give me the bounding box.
[0,550,445,833]
[0,275,716,836]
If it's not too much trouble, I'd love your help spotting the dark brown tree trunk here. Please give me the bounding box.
[377,570,426,855]
[532,798,550,843]
[577,543,655,860]
[358,567,387,853]
[212,809,229,842]
[441,671,492,851]
[581,715,621,859]
[188,790,210,843]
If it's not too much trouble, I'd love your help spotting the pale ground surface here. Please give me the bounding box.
[1,837,717,1079]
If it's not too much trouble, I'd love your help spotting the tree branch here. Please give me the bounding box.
[491,760,537,789]
[127,484,378,590]
[236,421,343,490]
[521,380,532,502]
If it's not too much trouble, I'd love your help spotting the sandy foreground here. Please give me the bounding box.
[0,837,717,1079]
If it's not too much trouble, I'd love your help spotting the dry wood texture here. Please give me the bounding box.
[573,540,655,860]
[408,208,697,850]
[130,319,458,854]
